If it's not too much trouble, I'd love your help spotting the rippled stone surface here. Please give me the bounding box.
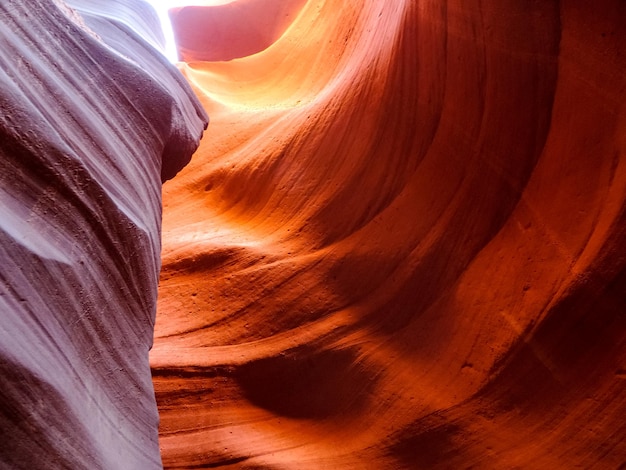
[0,1,206,468]
[1,0,624,468]
[154,0,626,468]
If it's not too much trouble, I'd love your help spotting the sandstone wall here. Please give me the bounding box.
[154,0,626,468]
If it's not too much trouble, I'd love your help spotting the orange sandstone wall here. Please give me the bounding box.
[152,0,626,468]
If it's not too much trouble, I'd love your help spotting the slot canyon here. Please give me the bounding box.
[0,0,625,468]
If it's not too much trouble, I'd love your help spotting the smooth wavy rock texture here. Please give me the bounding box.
[153,0,626,468]
[169,0,308,62]
[0,0,206,468]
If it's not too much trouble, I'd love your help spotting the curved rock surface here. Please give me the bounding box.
[0,0,206,468]
[153,0,626,468]
[169,0,308,62]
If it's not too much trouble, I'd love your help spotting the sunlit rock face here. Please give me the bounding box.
[169,0,308,62]
[0,0,206,468]
[154,0,626,468]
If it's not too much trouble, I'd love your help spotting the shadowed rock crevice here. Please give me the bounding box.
[234,347,376,419]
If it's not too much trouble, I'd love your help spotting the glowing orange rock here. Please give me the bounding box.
[153,0,626,468]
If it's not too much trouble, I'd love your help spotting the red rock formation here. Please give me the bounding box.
[1,0,624,468]
[0,0,206,468]
[153,0,626,468]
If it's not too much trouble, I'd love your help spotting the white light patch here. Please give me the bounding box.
[144,0,235,62]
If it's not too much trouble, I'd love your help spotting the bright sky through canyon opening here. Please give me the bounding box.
[145,0,234,62]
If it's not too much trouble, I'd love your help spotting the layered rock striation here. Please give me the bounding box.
[153,0,626,468]
[1,0,624,468]
[0,0,206,468]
